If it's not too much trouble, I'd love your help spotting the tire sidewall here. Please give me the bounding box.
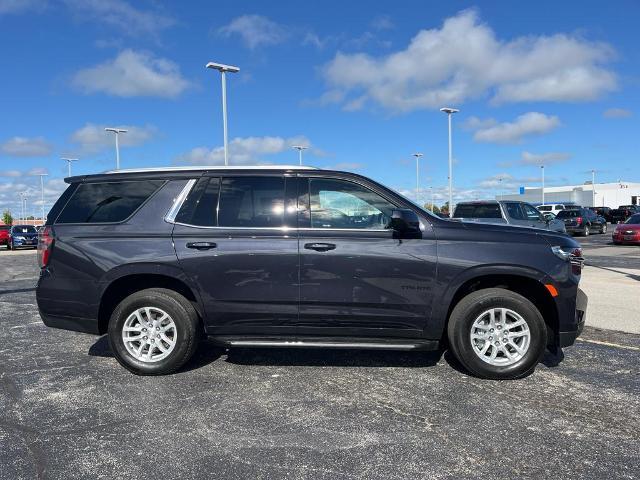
[450,290,546,379]
[108,291,195,375]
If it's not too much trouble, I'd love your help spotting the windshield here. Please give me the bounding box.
[625,214,640,224]
[12,226,37,234]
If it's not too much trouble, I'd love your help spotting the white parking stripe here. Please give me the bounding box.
[577,338,640,351]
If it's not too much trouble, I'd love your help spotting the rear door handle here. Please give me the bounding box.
[186,242,217,250]
[304,242,336,252]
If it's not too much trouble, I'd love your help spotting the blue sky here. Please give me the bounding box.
[1,0,639,214]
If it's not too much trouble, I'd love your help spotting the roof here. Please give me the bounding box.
[104,165,319,174]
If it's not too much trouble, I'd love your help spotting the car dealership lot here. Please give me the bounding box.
[1,248,639,479]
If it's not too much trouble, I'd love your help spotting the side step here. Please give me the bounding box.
[210,337,440,351]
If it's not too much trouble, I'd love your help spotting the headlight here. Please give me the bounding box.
[552,246,584,274]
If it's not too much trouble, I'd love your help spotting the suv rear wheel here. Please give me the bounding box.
[447,288,546,380]
[582,224,590,236]
[108,288,200,375]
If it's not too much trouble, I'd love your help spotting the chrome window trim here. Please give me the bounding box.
[164,179,197,224]
[168,223,391,233]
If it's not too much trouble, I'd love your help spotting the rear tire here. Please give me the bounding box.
[600,223,607,234]
[447,288,547,380]
[583,225,590,236]
[108,288,200,375]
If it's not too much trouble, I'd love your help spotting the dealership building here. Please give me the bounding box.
[499,181,640,208]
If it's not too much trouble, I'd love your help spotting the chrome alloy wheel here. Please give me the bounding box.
[122,307,177,363]
[470,308,531,366]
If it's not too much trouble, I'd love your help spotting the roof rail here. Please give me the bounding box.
[104,165,319,174]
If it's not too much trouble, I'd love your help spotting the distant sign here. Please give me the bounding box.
[519,187,525,195]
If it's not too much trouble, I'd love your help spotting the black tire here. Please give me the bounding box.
[447,288,547,380]
[8,240,14,251]
[600,223,607,234]
[583,225,590,237]
[108,288,201,375]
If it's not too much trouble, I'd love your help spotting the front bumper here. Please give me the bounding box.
[557,287,587,347]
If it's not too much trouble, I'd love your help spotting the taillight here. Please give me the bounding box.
[38,226,54,268]
[575,217,582,225]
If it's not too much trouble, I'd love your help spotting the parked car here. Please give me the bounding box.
[453,200,567,233]
[588,206,613,223]
[37,166,587,380]
[612,213,640,245]
[537,203,566,213]
[0,225,10,249]
[555,208,607,236]
[611,205,640,224]
[9,224,39,249]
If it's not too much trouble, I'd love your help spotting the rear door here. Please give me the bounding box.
[296,174,437,339]
[172,174,299,336]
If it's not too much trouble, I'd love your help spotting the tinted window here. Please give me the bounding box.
[56,180,164,224]
[309,178,396,229]
[218,177,285,228]
[625,214,640,224]
[538,205,551,212]
[454,204,502,219]
[504,203,525,220]
[175,177,220,227]
[555,205,564,210]
[556,210,580,218]
[522,203,542,221]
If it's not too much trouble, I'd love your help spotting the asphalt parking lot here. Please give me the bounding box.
[1,248,639,479]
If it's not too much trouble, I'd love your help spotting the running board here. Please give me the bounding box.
[211,337,439,351]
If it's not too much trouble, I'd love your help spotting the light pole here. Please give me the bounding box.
[61,157,78,177]
[206,62,240,166]
[430,186,434,212]
[18,192,27,222]
[440,107,459,217]
[498,176,503,200]
[591,169,596,207]
[541,165,545,205]
[105,128,127,169]
[413,153,424,205]
[292,145,308,166]
[33,173,48,224]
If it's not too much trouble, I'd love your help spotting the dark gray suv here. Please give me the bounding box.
[36,166,587,379]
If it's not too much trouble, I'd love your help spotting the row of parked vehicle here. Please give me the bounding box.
[0,224,41,250]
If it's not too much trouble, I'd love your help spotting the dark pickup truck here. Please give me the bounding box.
[611,205,640,224]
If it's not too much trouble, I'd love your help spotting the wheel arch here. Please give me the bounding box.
[436,266,559,346]
[98,270,203,335]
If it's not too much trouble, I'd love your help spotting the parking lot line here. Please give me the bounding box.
[576,338,640,351]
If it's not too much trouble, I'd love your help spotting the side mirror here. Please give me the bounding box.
[388,209,422,238]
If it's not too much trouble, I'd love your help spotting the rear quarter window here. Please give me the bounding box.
[556,210,578,218]
[55,180,165,224]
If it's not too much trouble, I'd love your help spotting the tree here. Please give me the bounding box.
[440,202,450,215]
[2,210,12,225]
[423,203,441,214]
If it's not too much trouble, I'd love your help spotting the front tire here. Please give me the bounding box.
[583,225,590,236]
[600,223,607,234]
[447,288,547,380]
[108,288,200,375]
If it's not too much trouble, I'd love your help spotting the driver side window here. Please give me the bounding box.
[523,203,543,221]
[308,178,396,229]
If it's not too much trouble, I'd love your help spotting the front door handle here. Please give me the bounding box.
[186,242,217,250]
[304,242,336,252]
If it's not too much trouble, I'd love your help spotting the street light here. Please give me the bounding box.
[541,165,545,205]
[430,186,434,213]
[292,145,308,166]
[206,61,240,166]
[18,192,27,223]
[33,173,48,224]
[413,153,424,205]
[440,107,459,217]
[105,128,127,169]
[61,157,78,177]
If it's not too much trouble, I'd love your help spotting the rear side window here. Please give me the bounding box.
[56,180,164,224]
[556,210,579,218]
[454,204,502,219]
[538,206,551,212]
[522,203,542,221]
[504,203,525,220]
[175,177,220,226]
[218,177,285,228]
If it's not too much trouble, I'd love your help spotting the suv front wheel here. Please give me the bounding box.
[447,288,546,380]
[108,288,201,375]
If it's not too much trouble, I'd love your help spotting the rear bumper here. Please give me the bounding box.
[39,310,100,334]
[557,288,587,347]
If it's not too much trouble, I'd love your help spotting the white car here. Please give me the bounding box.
[538,203,566,213]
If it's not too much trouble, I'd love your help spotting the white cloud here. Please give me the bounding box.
[520,151,571,165]
[468,112,561,144]
[70,123,157,154]
[371,15,394,31]
[175,136,313,165]
[218,14,287,49]
[62,0,175,38]
[0,173,66,217]
[478,173,541,189]
[1,136,53,157]
[603,108,632,118]
[72,49,191,98]
[0,170,22,177]
[0,0,46,15]
[321,9,616,112]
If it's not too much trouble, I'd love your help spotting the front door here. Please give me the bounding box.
[297,175,436,339]
[521,203,547,229]
[173,174,299,336]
